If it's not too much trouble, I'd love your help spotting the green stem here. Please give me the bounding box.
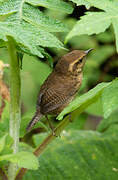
[7,36,21,180]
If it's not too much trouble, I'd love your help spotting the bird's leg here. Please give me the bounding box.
[45,115,57,137]
[63,113,72,122]
[69,113,73,122]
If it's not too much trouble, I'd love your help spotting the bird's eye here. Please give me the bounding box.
[78,59,83,63]
[73,58,84,71]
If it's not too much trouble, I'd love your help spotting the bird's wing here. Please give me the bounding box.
[40,82,78,114]
[37,71,81,114]
[36,73,53,108]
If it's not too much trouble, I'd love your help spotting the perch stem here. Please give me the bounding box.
[15,116,70,180]
[7,36,21,180]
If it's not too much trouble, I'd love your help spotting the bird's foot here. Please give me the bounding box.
[46,115,58,137]
[69,113,73,123]
[52,129,58,137]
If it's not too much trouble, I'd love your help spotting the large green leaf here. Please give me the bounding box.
[70,0,118,11]
[26,0,73,14]
[0,0,17,16]
[0,1,68,32]
[87,0,118,14]
[0,0,72,57]
[96,31,115,43]
[66,12,111,42]
[0,21,64,57]
[22,3,68,32]
[66,0,118,52]
[57,82,110,120]
[19,142,34,152]
[102,78,118,119]
[85,97,103,116]
[70,0,91,9]
[23,128,118,179]
[0,151,39,170]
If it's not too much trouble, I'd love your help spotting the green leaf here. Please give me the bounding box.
[0,0,68,57]
[1,135,13,155]
[96,31,114,43]
[57,82,110,120]
[97,111,118,132]
[0,21,64,57]
[0,1,68,32]
[24,129,118,179]
[0,151,39,170]
[19,142,34,152]
[85,97,103,116]
[102,78,118,119]
[70,0,91,9]
[22,3,68,32]
[66,12,111,42]
[112,19,118,52]
[26,0,73,14]
[0,134,7,153]
[0,0,17,16]
[66,0,118,52]
[87,0,118,14]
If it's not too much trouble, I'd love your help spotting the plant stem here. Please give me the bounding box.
[15,116,70,180]
[7,36,21,180]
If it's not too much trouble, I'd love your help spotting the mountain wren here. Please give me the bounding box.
[26,49,93,132]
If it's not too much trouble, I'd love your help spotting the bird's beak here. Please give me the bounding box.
[84,48,93,55]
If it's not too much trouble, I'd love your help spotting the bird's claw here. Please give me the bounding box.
[52,130,58,137]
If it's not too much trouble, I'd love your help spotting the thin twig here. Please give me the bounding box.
[15,117,69,180]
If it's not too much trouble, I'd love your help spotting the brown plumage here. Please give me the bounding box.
[26,49,93,131]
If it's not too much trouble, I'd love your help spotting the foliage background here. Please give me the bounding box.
[0,0,118,179]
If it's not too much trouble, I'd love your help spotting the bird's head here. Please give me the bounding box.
[55,49,93,75]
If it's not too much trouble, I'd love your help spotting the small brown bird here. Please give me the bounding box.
[26,49,93,132]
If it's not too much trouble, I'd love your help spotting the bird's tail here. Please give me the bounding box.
[26,111,43,132]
